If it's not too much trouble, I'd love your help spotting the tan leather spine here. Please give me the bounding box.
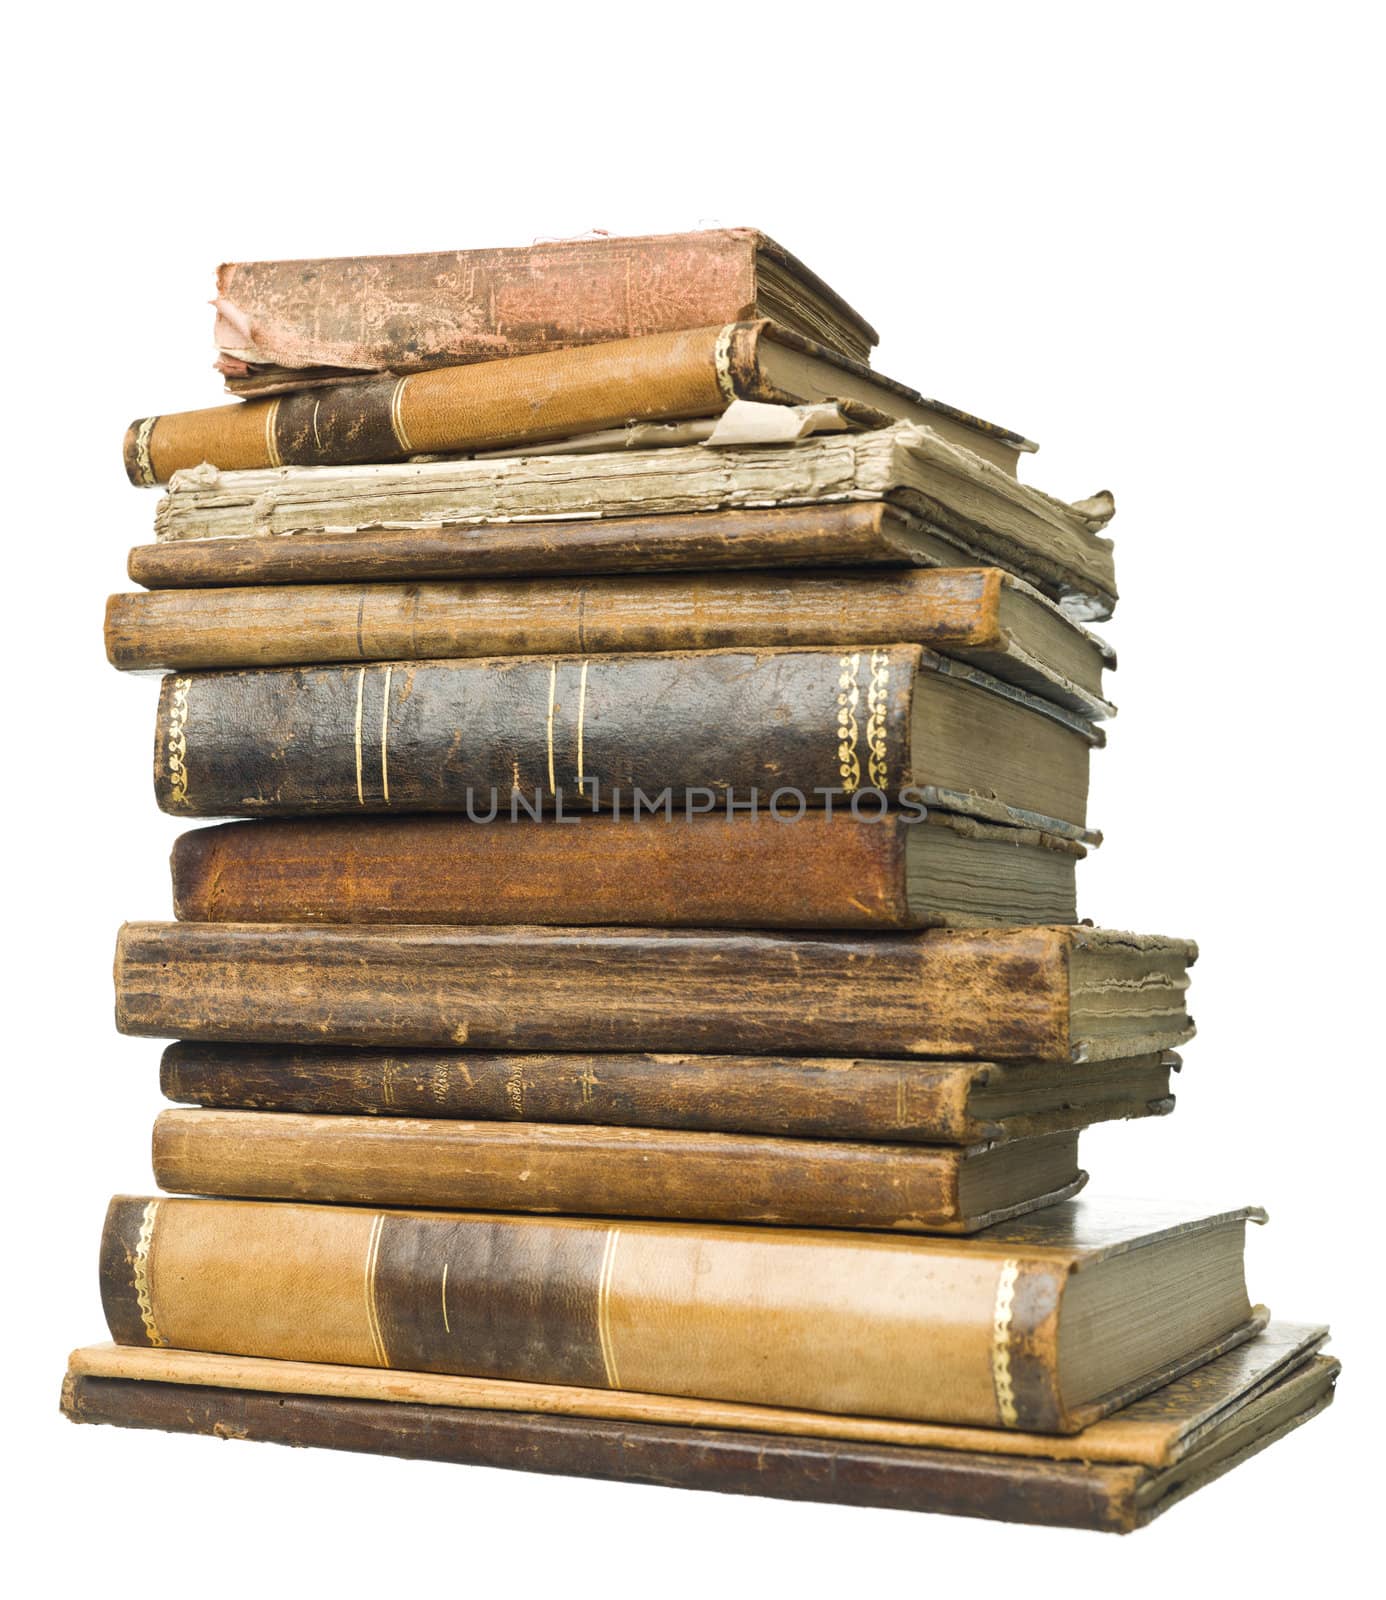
[105,566,1002,673]
[125,325,730,484]
[99,1195,1053,1424]
[150,1109,1081,1233]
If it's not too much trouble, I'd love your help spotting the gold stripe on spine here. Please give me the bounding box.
[353,668,366,805]
[440,1262,451,1334]
[132,1200,166,1348]
[130,416,160,486]
[712,324,738,406]
[165,677,192,806]
[389,377,414,453]
[836,652,861,794]
[546,662,558,796]
[379,665,393,806]
[263,398,283,469]
[363,1213,390,1367]
[991,1258,1020,1427]
[595,1227,622,1388]
[866,649,890,791]
[576,660,589,787]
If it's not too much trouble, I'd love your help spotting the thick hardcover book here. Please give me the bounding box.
[169,812,1083,931]
[148,423,1117,620]
[61,1326,1335,1529]
[98,1195,1262,1433]
[160,1044,1177,1143]
[150,1111,1086,1233]
[114,923,1197,1060]
[129,503,986,591]
[107,566,1115,720]
[213,231,880,386]
[126,322,1027,486]
[149,646,1102,838]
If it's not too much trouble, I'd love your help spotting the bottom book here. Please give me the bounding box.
[62,1325,1335,1533]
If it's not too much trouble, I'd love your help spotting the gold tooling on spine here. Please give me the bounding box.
[379,665,393,805]
[712,324,738,405]
[363,1214,390,1367]
[165,678,192,805]
[353,668,366,805]
[866,649,890,790]
[389,377,413,453]
[596,1227,622,1388]
[991,1258,1020,1427]
[133,1201,167,1348]
[263,398,283,468]
[576,660,590,787]
[836,652,861,794]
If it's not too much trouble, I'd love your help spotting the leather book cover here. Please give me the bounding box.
[69,1320,1326,1469]
[147,422,1116,621]
[149,1110,1086,1233]
[213,230,880,384]
[96,1195,1255,1434]
[128,503,932,591]
[124,322,1030,485]
[168,811,1082,931]
[114,922,1197,1061]
[148,645,1101,838]
[159,1042,1176,1143]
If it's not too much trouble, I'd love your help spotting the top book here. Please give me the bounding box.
[213,229,880,395]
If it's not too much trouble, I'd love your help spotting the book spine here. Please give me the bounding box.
[60,1376,1138,1529]
[215,233,774,374]
[114,922,1077,1058]
[107,567,1001,672]
[125,323,742,484]
[151,1109,1041,1232]
[99,1195,1069,1427]
[158,1043,984,1141]
[151,646,919,818]
[126,503,916,590]
[169,812,918,929]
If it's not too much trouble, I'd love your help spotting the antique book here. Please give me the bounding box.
[114,923,1197,1060]
[60,1351,1334,1532]
[61,1324,1335,1529]
[147,423,1117,620]
[107,566,1115,720]
[126,322,1028,486]
[169,812,1083,930]
[98,1195,1262,1432]
[149,646,1103,839]
[213,231,881,389]
[150,1111,1086,1233]
[160,1043,1178,1143]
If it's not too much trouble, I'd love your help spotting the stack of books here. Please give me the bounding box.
[63,229,1336,1532]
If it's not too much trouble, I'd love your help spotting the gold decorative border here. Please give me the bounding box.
[129,416,159,486]
[712,324,738,406]
[165,677,192,805]
[133,1200,166,1348]
[596,1227,622,1388]
[866,649,890,791]
[263,397,284,468]
[389,376,414,453]
[363,1213,390,1367]
[836,652,861,794]
[991,1258,1020,1426]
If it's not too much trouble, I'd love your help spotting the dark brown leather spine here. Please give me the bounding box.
[150,646,919,818]
[149,1109,1082,1233]
[107,566,1003,672]
[114,922,1088,1057]
[169,812,919,929]
[126,503,921,590]
[158,1044,1174,1143]
[60,1375,1147,1531]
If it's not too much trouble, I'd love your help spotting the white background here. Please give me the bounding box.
[5,2,1380,1590]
